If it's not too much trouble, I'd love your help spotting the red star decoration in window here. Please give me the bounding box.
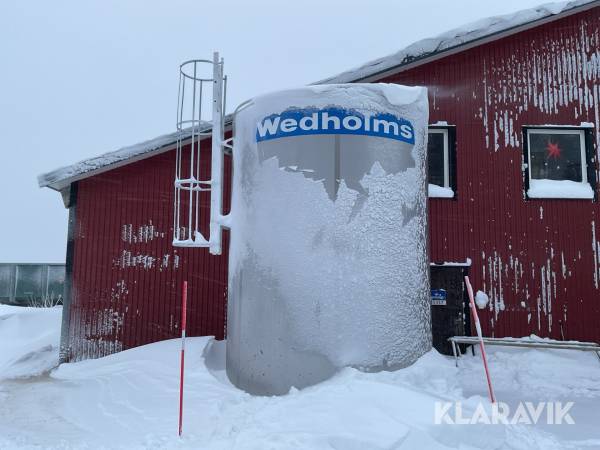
[546,141,561,159]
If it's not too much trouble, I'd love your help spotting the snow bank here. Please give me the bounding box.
[2,301,600,449]
[3,335,600,449]
[528,179,594,199]
[475,290,489,309]
[0,305,61,379]
[428,183,454,198]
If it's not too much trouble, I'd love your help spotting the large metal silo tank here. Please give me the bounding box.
[227,84,431,395]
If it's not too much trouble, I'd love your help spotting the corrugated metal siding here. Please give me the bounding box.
[66,140,231,361]
[65,7,600,360]
[380,7,600,342]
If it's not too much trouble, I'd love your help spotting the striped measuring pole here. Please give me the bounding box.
[464,275,496,404]
[178,281,188,436]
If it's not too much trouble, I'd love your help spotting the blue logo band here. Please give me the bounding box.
[256,107,415,144]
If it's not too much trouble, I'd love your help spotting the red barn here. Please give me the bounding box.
[39,0,600,362]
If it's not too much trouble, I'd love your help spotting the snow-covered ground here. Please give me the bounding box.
[0,305,62,380]
[1,305,599,449]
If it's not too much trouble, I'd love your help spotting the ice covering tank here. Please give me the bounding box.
[227,84,431,395]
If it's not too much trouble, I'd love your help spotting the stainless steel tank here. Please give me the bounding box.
[226,84,431,395]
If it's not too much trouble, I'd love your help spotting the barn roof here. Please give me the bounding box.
[38,0,599,193]
[318,0,598,84]
[38,122,212,192]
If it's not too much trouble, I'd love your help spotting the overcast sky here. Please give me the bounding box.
[0,0,546,262]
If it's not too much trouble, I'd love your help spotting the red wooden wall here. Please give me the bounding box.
[378,7,600,342]
[65,7,600,361]
[65,141,231,361]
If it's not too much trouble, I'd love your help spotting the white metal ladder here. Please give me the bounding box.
[172,52,228,255]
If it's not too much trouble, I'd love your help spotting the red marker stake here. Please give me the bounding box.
[179,281,188,437]
[464,276,496,404]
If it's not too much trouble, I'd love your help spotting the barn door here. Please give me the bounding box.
[430,265,470,355]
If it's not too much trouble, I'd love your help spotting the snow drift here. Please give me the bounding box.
[0,305,61,380]
[1,305,600,449]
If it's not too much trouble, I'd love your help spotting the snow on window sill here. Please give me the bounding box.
[428,184,454,198]
[527,179,594,199]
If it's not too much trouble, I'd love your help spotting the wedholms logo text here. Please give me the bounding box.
[256,107,415,144]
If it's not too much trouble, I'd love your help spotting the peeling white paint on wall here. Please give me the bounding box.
[481,247,567,334]
[480,18,600,170]
[593,220,600,289]
[114,221,179,272]
[470,18,600,337]
[110,280,128,302]
[114,250,180,271]
[77,308,125,361]
[116,250,157,270]
[121,221,165,244]
[483,60,490,149]
[484,251,506,326]
[95,308,124,337]
[540,260,555,333]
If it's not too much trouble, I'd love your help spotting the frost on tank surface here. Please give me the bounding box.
[227,84,431,395]
[259,134,415,201]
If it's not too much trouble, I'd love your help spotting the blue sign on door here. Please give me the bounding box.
[431,289,447,306]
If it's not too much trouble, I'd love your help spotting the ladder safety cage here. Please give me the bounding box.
[173,52,228,255]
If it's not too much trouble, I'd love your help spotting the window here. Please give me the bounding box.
[428,126,455,198]
[524,127,595,199]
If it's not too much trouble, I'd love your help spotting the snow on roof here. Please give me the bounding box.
[318,0,598,84]
[38,122,211,190]
[38,0,598,191]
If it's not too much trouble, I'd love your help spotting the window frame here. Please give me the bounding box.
[428,125,456,198]
[523,126,596,200]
